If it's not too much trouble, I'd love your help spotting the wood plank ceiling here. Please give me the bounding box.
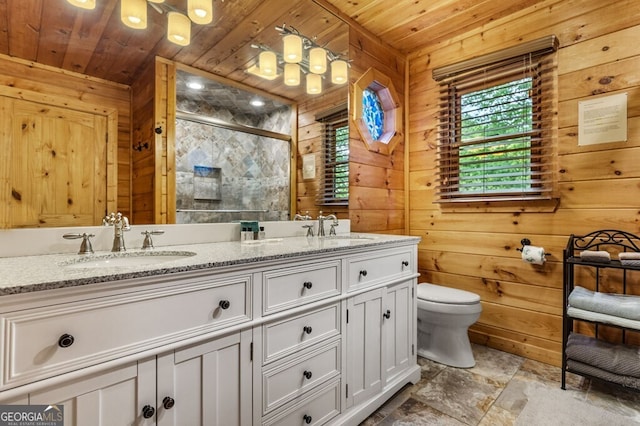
[0,0,548,101]
[323,0,550,51]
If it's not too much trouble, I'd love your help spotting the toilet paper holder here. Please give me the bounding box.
[516,238,550,256]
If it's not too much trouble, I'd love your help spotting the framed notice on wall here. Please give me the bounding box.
[578,92,627,146]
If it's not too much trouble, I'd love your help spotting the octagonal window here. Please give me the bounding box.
[352,67,402,155]
[362,88,384,141]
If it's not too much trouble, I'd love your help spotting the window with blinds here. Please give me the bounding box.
[317,108,349,206]
[433,36,559,203]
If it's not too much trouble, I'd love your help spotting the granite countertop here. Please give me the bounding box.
[0,234,420,296]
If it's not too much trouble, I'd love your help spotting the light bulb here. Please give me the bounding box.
[188,0,213,25]
[259,51,277,76]
[309,47,327,74]
[283,34,302,63]
[167,12,191,46]
[284,63,300,86]
[186,81,204,90]
[331,60,348,84]
[67,0,96,10]
[121,0,147,29]
[306,73,322,94]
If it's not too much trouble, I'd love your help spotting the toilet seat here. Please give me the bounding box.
[417,283,480,305]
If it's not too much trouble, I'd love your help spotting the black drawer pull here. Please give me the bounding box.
[58,334,75,348]
[383,309,391,320]
[303,414,313,424]
[402,260,409,267]
[303,370,313,379]
[142,405,155,419]
[303,326,313,335]
[359,270,367,277]
[303,281,313,289]
[219,300,230,310]
[163,396,175,409]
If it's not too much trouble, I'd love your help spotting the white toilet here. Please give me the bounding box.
[416,283,482,368]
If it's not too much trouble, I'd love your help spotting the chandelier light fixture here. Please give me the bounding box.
[66,0,215,47]
[250,24,349,95]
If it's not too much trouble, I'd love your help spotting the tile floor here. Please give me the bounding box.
[360,344,640,425]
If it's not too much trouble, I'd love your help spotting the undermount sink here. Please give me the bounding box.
[61,251,197,270]
[324,234,377,240]
[241,238,284,245]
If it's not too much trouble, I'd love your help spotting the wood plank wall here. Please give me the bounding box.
[349,27,407,234]
[0,54,132,221]
[407,0,640,366]
[297,87,349,220]
[131,59,157,225]
[295,26,407,232]
[130,57,175,225]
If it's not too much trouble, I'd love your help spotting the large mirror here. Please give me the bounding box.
[0,0,349,228]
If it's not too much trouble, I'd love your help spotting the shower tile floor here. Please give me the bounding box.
[360,344,640,425]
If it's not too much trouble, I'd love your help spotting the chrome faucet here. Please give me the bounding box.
[103,212,130,252]
[63,232,95,254]
[293,211,312,221]
[317,211,338,237]
[141,230,164,250]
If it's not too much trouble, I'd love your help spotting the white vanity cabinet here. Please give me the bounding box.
[0,272,252,391]
[342,247,418,425]
[0,270,253,426]
[345,287,385,406]
[0,235,420,426]
[156,330,253,426]
[23,330,253,426]
[384,280,413,384]
[29,358,156,426]
[255,259,343,426]
[344,281,414,408]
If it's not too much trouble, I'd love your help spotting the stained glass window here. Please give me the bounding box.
[362,88,384,141]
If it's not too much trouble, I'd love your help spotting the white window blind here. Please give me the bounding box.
[316,106,349,206]
[433,36,558,203]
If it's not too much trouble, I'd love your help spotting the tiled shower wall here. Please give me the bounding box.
[175,99,291,223]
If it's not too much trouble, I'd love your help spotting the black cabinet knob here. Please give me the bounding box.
[303,326,313,335]
[303,414,313,424]
[359,270,368,278]
[58,334,75,348]
[163,396,175,409]
[303,370,313,380]
[142,405,155,419]
[303,281,313,289]
[219,300,230,310]
[402,260,409,267]
[383,309,391,319]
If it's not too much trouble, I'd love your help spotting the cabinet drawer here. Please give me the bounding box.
[1,276,251,389]
[262,304,340,364]
[263,379,340,426]
[263,260,340,315]
[346,247,414,291]
[262,339,340,415]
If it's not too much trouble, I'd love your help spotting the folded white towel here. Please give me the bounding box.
[567,306,640,330]
[619,252,640,260]
[569,286,640,320]
[579,250,611,262]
